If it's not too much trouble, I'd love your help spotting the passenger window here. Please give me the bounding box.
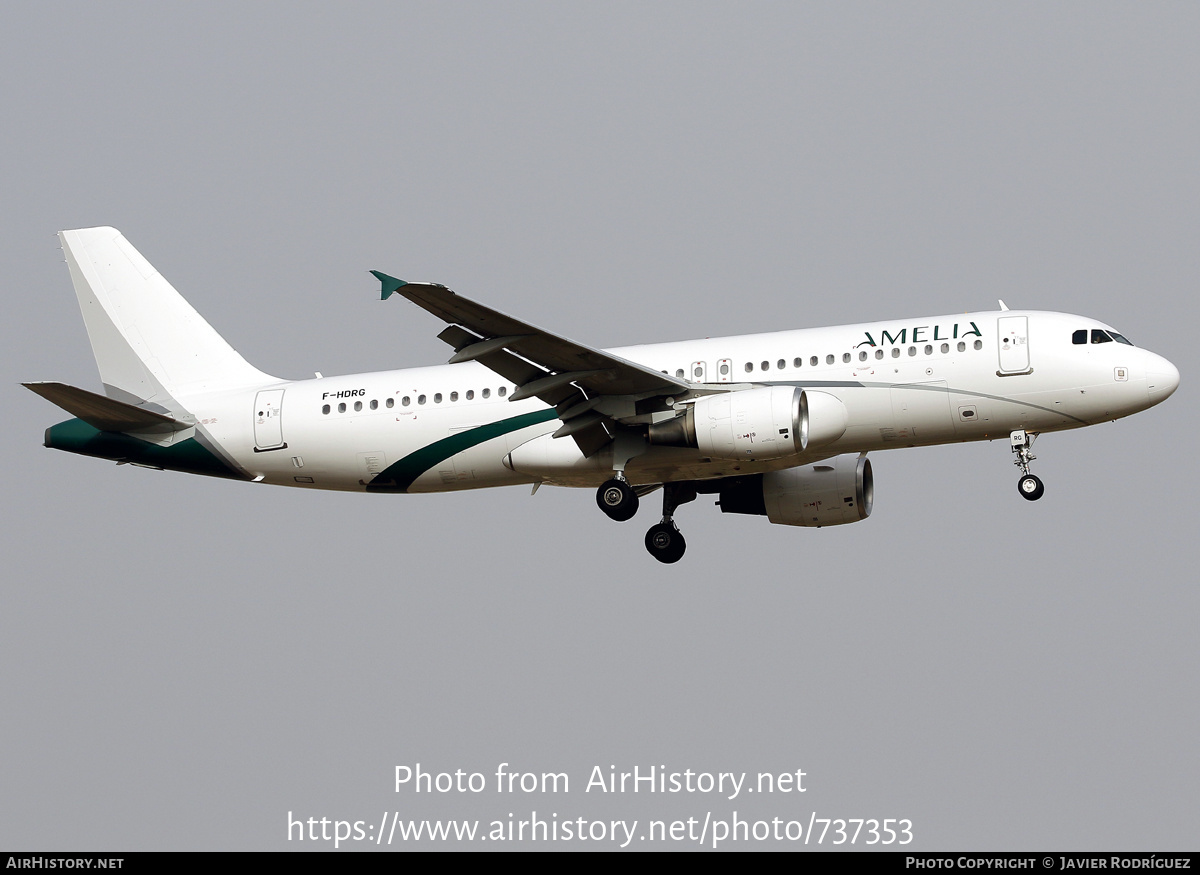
[974,340,983,350]
[825,354,834,365]
[450,391,459,402]
[744,362,753,373]
[482,388,491,398]
[695,366,704,378]
[761,361,769,371]
[1091,329,1112,344]
[354,400,362,412]
[402,396,411,407]
[386,398,394,408]
[843,352,851,363]
[418,395,426,405]
[858,351,867,362]
[777,359,785,370]
[892,348,900,358]
[498,387,507,397]
[875,349,884,360]
[719,362,730,376]
[322,404,330,415]
[676,369,685,378]
[434,393,442,403]
[338,402,346,413]
[1072,329,1088,344]
[794,358,802,368]
[466,390,474,400]
[940,343,949,354]
[810,356,818,367]
[370,399,378,410]
[957,342,966,352]
[908,346,916,356]
[924,345,932,355]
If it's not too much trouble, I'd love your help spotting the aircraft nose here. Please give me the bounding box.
[1146,355,1180,404]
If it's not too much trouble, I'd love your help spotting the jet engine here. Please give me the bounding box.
[648,387,847,461]
[714,454,873,527]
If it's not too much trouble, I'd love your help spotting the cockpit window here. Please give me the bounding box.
[1072,329,1087,344]
[1091,329,1112,344]
[1109,331,1133,346]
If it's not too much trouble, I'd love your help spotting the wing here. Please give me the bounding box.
[372,272,690,456]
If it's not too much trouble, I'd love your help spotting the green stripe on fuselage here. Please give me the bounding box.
[43,418,247,480]
[366,408,558,493]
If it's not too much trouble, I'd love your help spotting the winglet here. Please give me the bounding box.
[371,270,407,301]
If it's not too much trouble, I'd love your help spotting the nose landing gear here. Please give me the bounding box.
[1011,430,1045,501]
[644,482,696,563]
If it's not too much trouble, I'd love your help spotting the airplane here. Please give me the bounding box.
[25,227,1180,563]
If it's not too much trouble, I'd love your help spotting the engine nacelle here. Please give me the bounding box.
[716,454,873,527]
[801,390,849,450]
[693,386,801,460]
[649,387,848,461]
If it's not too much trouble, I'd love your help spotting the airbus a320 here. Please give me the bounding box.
[25,227,1180,563]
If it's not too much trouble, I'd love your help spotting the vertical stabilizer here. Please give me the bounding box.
[60,227,275,406]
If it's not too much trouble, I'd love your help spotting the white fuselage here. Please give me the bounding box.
[183,309,1176,493]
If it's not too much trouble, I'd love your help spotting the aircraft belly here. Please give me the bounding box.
[392,416,555,493]
[889,381,956,445]
[405,463,527,493]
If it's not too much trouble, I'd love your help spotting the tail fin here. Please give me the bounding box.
[60,227,274,406]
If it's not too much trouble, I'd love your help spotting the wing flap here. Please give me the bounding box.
[372,272,694,457]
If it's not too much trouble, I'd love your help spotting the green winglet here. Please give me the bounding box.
[371,270,407,301]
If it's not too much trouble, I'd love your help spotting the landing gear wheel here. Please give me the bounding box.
[1018,474,1045,501]
[645,523,686,563]
[596,478,639,521]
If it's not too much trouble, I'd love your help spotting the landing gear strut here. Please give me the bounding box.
[644,483,696,564]
[596,476,639,521]
[1011,429,1044,501]
[596,429,649,522]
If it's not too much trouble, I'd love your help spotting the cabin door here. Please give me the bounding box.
[997,316,1031,374]
[253,389,286,451]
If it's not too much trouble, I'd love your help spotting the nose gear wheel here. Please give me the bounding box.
[1018,473,1045,501]
[1010,430,1045,501]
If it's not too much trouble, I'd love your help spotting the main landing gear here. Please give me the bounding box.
[595,478,697,563]
[1011,429,1045,501]
[596,476,639,521]
[644,483,696,564]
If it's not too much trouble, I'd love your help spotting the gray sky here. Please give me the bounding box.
[2,2,1197,851]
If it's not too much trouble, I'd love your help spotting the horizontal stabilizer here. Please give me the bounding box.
[23,381,189,434]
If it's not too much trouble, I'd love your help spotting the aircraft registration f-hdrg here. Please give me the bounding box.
[26,227,1180,562]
